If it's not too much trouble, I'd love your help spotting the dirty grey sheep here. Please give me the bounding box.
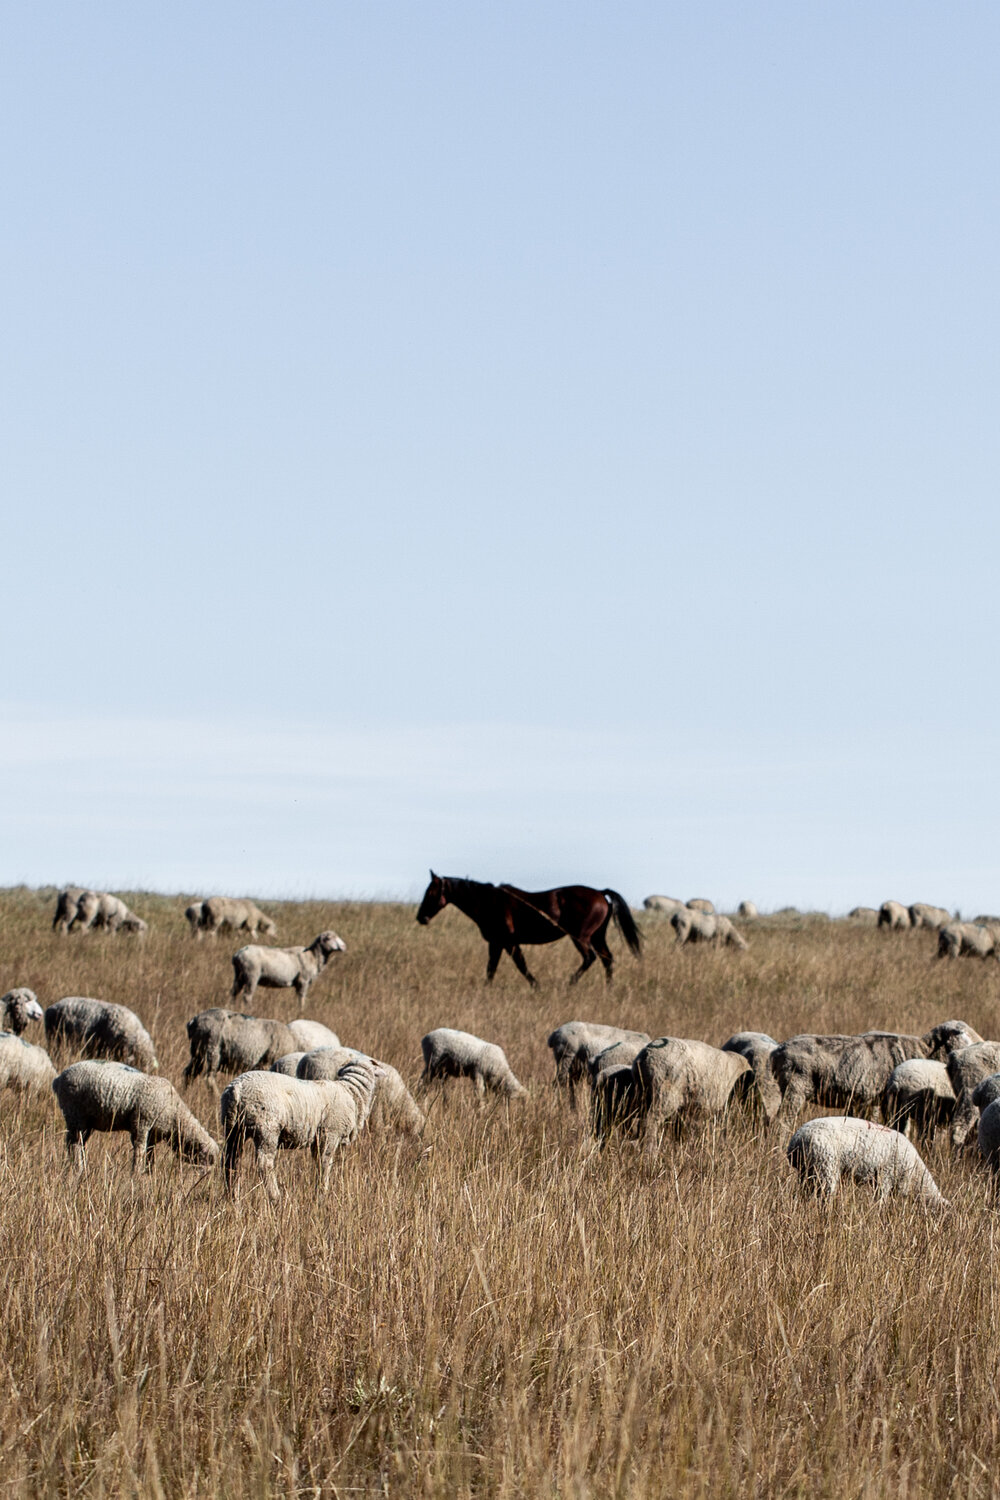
[881,1059,956,1140]
[671,908,748,951]
[971,1073,1000,1114]
[185,902,205,936]
[847,906,879,923]
[721,1031,781,1120]
[72,891,147,935]
[909,903,952,932]
[787,1117,946,1207]
[0,1033,56,1095]
[45,997,157,1071]
[947,1042,1000,1147]
[200,896,278,940]
[977,1098,1000,1180]
[632,1038,752,1147]
[53,1060,217,1174]
[298,1047,426,1136]
[53,887,87,935]
[270,1052,308,1077]
[877,901,911,931]
[220,1056,381,1202]
[231,931,346,1010]
[184,1008,307,1087]
[0,989,44,1036]
[642,895,686,916]
[421,1028,527,1100]
[547,1022,651,1110]
[587,1040,646,1142]
[936,922,998,960]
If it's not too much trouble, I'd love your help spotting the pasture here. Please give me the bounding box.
[1,887,999,1497]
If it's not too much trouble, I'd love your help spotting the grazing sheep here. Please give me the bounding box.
[287,1019,341,1051]
[947,1042,1000,1147]
[1,989,44,1036]
[721,1031,781,1120]
[184,1008,304,1087]
[231,931,346,1010]
[771,1022,981,1136]
[977,1098,1000,1180]
[547,1021,652,1110]
[199,896,278,940]
[53,1060,218,1174]
[671,908,748,951]
[737,901,759,919]
[53,887,87,935]
[972,1073,1000,1113]
[420,1028,527,1100]
[877,901,911,931]
[220,1056,380,1202]
[786,1117,946,1207]
[632,1038,752,1146]
[687,898,715,914]
[881,1059,956,1139]
[587,1041,646,1141]
[936,922,998,960]
[909,903,952,932]
[271,1052,308,1076]
[298,1047,426,1136]
[642,895,686,916]
[847,906,879,923]
[45,997,157,1071]
[973,914,1000,926]
[72,891,147,935]
[185,902,205,936]
[0,1033,56,1095]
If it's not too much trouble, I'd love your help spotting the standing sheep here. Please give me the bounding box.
[847,907,879,923]
[53,887,87,935]
[642,896,686,916]
[547,1021,651,1110]
[1,989,44,1035]
[220,1056,381,1202]
[935,922,998,960]
[72,891,147,935]
[881,1059,956,1140]
[632,1038,752,1146]
[199,897,278,940]
[297,1047,426,1136]
[909,903,952,932]
[0,1033,56,1095]
[53,1061,218,1174]
[185,902,205,936]
[183,1009,337,1087]
[786,1117,946,1206]
[877,901,911,931]
[671,908,748,951]
[737,901,759,919]
[45,997,158,1071]
[687,898,715,914]
[947,1042,1000,1147]
[231,931,346,1010]
[420,1029,527,1100]
[721,1032,781,1120]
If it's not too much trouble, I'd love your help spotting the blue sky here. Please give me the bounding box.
[3,4,999,910]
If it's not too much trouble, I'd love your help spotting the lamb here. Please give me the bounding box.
[642,895,686,916]
[671,908,748,950]
[231,931,346,1010]
[686,898,715,914]
[737,901,759,919]
[632,1038,752,1146]
[183,1009,338,1087]
[185,902,205,936]
[977,1098,1000,1180]
[53,887,87,935]
[1,989,44,1035]
[770,1022,981,1136]
[297,1047,426,1135]
[52,1060,218,1174]
[45,997,158,1071]
[420,1028,527,1100]
[71,891,147,935]
[199,896,278,940]
[547,1021,652,1110]
[786,1117,946,1207]
[909,903,952,932]
[935,922,998,960]
[877,901,911,931]
[947,1042,1000,1147]
[0,1033,56,1095]
[220,1056,381,1202]
[881,1059,956,1139]
[721,1031,781,1120]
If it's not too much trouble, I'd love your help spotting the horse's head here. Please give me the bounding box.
[416,871,448,925]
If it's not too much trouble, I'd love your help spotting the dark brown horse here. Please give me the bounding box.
[415,872,642,987]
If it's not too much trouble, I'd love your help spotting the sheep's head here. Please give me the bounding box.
[260,917,278,937]
[122,916,148,936]
[313,931,346,960]
[1,989,43,1035]
[924,1020,982,1058]
[179,1130,219,1167]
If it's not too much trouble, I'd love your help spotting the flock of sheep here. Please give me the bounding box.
[6,884,998,1208]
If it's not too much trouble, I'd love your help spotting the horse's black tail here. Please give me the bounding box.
[604,890,642,958]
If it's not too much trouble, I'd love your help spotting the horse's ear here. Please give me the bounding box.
[429,869,437,880]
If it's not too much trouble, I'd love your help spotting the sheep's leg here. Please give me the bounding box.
[508,945,538,988]
[473,1070,487,1102]
[131,1129,154,1175]
[295,978,309,1011]
[951,1095,978,1148]
[223,1133,242,1194]
[66,1129,89,1173]
[258,1148,281,1205]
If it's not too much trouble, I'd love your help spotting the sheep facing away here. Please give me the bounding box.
[737,901,759,919]
[183,1009,340,1088]
[231,931,346,1010]
[671,908,748,951]
[877,901,911,931]
[0,1033,56,1095]
[220,1056,381,1202]
[787,1117,946,1207]
[721,1032,781,1120]
[1,989,44,1036]
[45,997,158,1071]
[632,1038,753,1146]
[420,1029,527,1100]
[947,1042,1000,1147]
[297,1047,426,1136]
[199,896,277,940]
[547,1022,652,1110]
[52,1061,218,1174]
[881,1059,956,1140]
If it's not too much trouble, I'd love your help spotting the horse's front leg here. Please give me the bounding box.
[509,945,539,988]
[486,941,504,982]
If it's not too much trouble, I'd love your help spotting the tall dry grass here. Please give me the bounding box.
[1,888,998,1497]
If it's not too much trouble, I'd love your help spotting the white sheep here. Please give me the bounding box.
[297,1047,426,1136]
[737,901,759,919]
[183,1009,338,1087]
[632,1038,752,1146]
[877,901,912,931]
[671,908,748,951]
[71,891,147,935]
[231,931,346,1010]
[45,997,158,1071]
[0,989,44,1035]
[199,896,278,940]
[847,906,879,923]
[420,1028,527,1100]
[881,1059,956,1139]
[642,895,686,916]
[52,1060,218,1174]
[220,1055,381,1202]
[686,898,715,914]
[909,903,952,931]
[786,1117,947,1207]
[547,1021,651,1110]
[936,922,998,960]
[0,1033,56,1095]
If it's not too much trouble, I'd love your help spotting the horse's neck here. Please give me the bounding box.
[447,880,494,921]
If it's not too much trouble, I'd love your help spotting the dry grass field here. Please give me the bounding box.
[1,887,999,1498]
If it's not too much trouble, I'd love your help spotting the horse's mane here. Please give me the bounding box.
[445,875,496,893]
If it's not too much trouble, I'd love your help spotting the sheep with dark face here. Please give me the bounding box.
[45,997,157,1071]
[1,989,44,1036]
[547,1022,651,1110]
[199,897,278,940]
[231,931,346,1010]
[183,1009,339,1088]
[977,1098,1000,1181]
[737,901,759,919]
[53,1061,218,1174]
[787,1117,946,1207]
[587,1040,647,1142]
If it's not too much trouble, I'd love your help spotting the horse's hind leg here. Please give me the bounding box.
[509,945,539,988]
[568,942,598,985]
